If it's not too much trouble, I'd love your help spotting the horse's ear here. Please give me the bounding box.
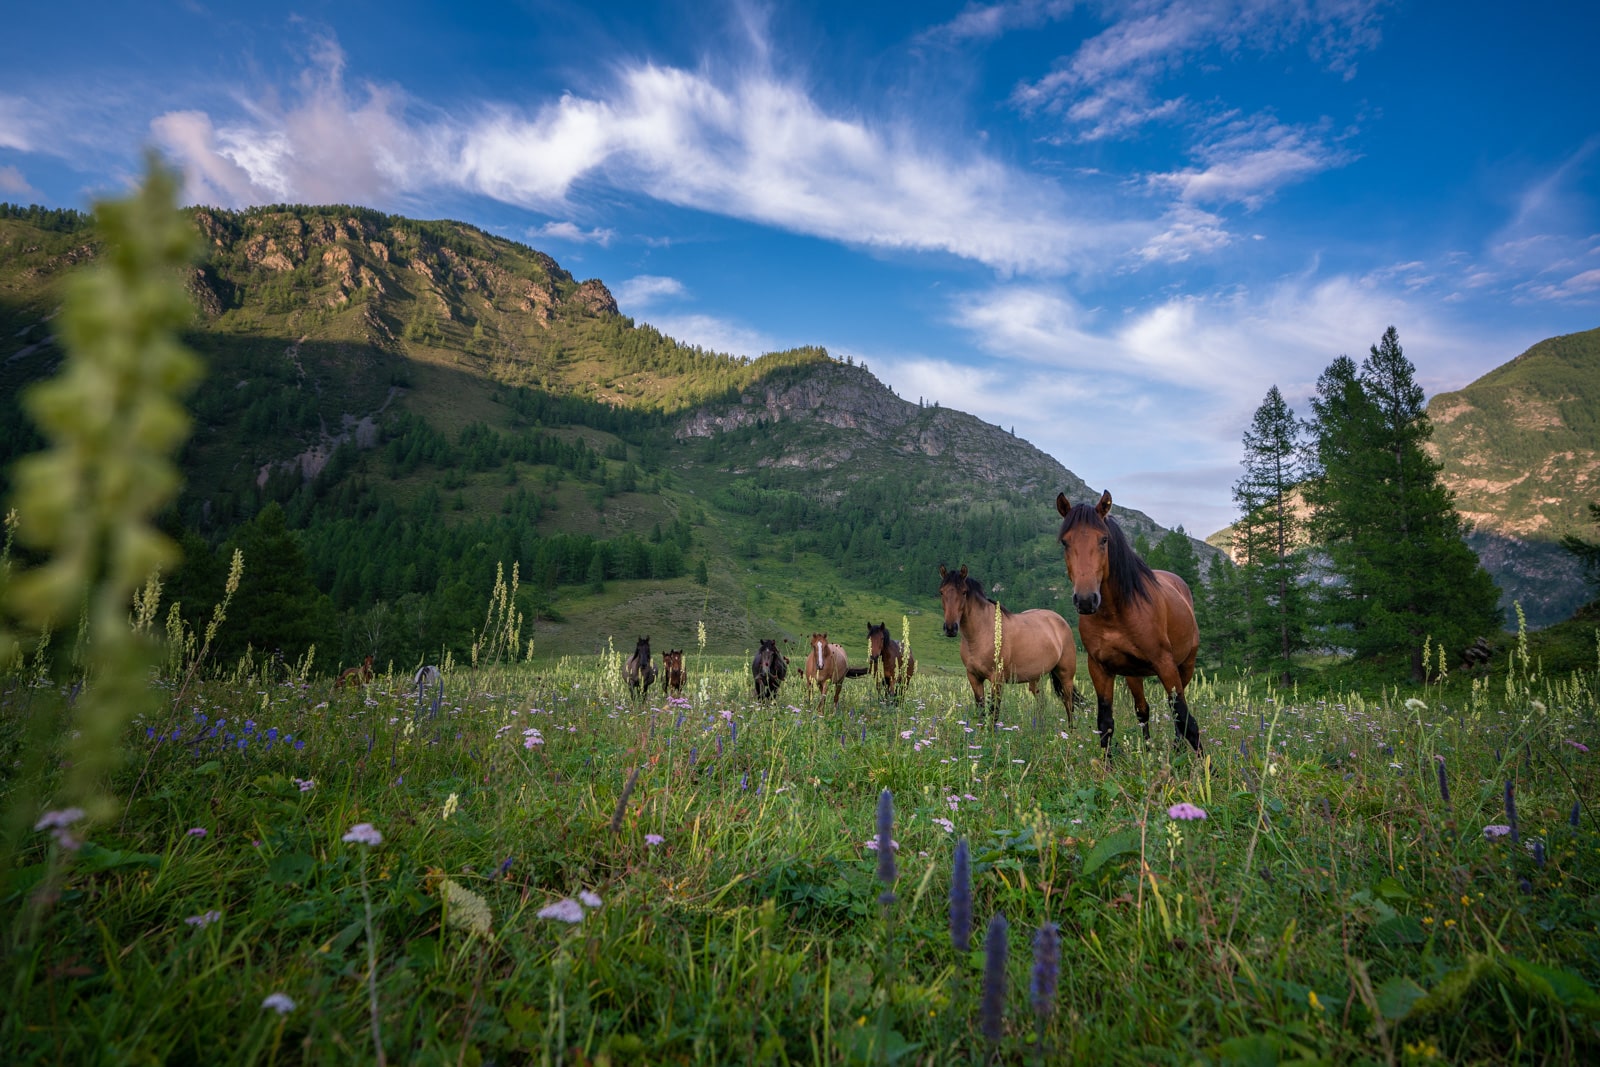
[939,564,947,578]
[959,564,968,579]
[1096,490,1112,518]
[1055,492,1071,517]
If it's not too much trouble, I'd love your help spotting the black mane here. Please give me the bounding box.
[940,568,1013,617]
[1058,505,1157,605]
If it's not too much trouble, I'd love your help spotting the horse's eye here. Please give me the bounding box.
[1099,536,1108,547]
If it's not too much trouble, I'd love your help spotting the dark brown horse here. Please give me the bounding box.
[1056,491,1201,753]
[937,565,1076,722]
[752,638,788,700]
[336,654,374,689]
[866,622,915,699]
[624,636,657,697]
[661,649,686,696]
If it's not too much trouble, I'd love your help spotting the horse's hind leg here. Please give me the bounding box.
[1125,677,1153,741]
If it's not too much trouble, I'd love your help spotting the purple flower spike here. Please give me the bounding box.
[1031,922,1060,1019]
[981,914,1009,1044]
[1571,801,1581,828]
[1505,780,1520,843]
[950,838,972,954]
[875,788,897,892]
[1435,755,1450,805]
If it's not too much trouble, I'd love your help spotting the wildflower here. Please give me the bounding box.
[186,827,208,838]
[522,729,544,748]
[261,993,296,1014]
[981,914,1009,1044]
[931,817,955,833]
[875,789,897,893]
[1308,990,1324,1013]
[1505,780,1520,843]
[443,880,493,937]
[342,823,383,846]
[1566,739,1590,753]
[950,838,972,953]
[864,838,900,851]
[579,889,603,910]
[441,793,459,821]
[1167,802,1208,821]
[1482,824,1512,840]
[33,807,86,850]
[185,910,222,928]
[1572,801,1581,828]
[491,856,514,880]
[645,833,664,846]
[292,777,315,792]
[1031,922,1060,1020]
[1435,755,1450,805]
[1404,698,1427,712]
[537,899,586,923]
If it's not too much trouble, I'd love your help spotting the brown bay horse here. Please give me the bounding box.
[624,636,657,697]
[752,638,788,700]
[937,565,1076,723]
[662,649,686,697]
[804,632,867,712]
[866,622,915,700]
[1056,491,1201,754]
[336,655,374,689]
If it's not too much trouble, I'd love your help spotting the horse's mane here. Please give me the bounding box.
[941,570,1014,618]
[1058,504,1157,604]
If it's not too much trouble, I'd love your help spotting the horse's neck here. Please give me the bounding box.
[962,595,999,648]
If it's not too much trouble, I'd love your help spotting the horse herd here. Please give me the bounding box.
[620,490,1206,755]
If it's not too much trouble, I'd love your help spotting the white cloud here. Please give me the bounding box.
[1147,114,1351,208]
[918,0,1078,46]
[0,95,35,151]
[1136,204,1233,262]
[530,220,615,245]
[642,313,774,358]
[615,275,688,309]
[0,165,38,198]
[147,32,1153,274]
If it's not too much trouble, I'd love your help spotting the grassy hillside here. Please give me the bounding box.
[1427,327,1600,626]
[0,203,1205,672]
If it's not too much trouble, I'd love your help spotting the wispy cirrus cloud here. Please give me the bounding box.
[148,34,1146,274]
[1012,1,1384,142]
[1147,113,1354,209]
[917,0,1078,46]
[0,165,38,198]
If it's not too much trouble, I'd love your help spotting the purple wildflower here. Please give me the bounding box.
[342,823,383,846]
[645,834,664,846]
[1483,824,1512,840]
[981,914,1009,1044]
[1572,801,1581,828]
[1505,780,1520,843]
[261,992,296,1014]
[1435,755,1450,805]
[876,789,897,892]
[950,838,972,954]
[1565,739,1590,753]
[186,827,207,838]
[1167,802,1207,821]
[1030,922,1060,1019]
[185,910,222,928]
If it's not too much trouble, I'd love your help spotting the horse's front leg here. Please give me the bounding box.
[1153,659,1202,752]
[1125,677,1152,741]
[965,670,986,712]
[1086,659,1116,755]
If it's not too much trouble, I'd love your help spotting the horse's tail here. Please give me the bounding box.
[845,666,870,678]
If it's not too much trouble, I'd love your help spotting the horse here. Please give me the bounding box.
[938,565,1076,723]
[752,638,788,700]
[662,649,686,696]
[804,632,868,712]
[866,622,916,700]
[624,636,657,697]
[337,654,374,689]
[413,664,442,689]
[1056,490,1202,754]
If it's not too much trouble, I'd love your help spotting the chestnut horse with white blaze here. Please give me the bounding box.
[804,632,867,712]
[937,565,1076,724]
[1055,490,1201,754]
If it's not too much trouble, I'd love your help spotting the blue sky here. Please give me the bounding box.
[3,1,1598,536]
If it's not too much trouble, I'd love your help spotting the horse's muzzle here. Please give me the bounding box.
[942,622,959,638]
[1073,592,1101,615]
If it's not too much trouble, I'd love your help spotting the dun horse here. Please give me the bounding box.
[336,655,374,689]
[866,622,916,700]
[752,638,788,700]
[1056,491,1202,753]
[624,636,657,698]
[804,632,867,712]
[937,565,1076,722]
[662,649,687,697]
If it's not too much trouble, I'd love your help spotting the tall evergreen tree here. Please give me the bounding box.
[1559,503,1600,599]
[1232,385,1310,683]
[1304,327,1501,681]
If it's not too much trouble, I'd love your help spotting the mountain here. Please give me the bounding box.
[0,202,1210,666]
[1426,327,1600,627]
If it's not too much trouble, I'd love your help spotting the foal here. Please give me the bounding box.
[865,622,915,700]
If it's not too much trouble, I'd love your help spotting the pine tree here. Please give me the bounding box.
[1304,327,1501,681]
[1559,503,1600,598]
[1232,385,1310,684]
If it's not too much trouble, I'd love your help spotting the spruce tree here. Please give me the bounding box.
[1232,385,1310,683]
[1304,327,1501,680]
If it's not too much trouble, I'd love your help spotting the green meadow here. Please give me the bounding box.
[4,630,1598,1065]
